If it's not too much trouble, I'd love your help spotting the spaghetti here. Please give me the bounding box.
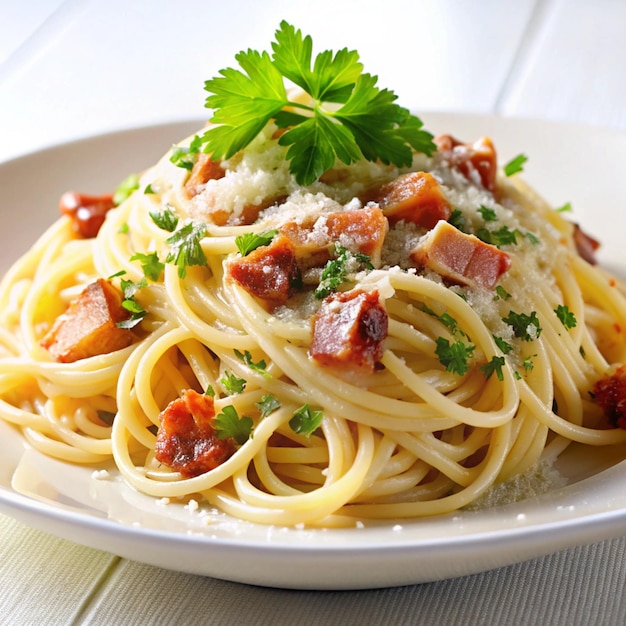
[1,119,626,528]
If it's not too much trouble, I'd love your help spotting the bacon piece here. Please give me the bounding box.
[41,278,135,363]
[435,135,497,192]
[374,172,451,229]
[310,289,388,373]
[228,234,302,307]
[593,365,626,429]
[325,206,388,266]
[154,389,236,477]
[59,191,116,238]
[280,206,388,270]
[184,152,226,198]
[573,223,600,265]
[411,220,511,289]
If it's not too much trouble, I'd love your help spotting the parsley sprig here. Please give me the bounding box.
[198,21,435,185]
[214,405,253,445]
[165,222,208,278]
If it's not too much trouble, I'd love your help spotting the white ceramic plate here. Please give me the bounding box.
[1,115,626,590]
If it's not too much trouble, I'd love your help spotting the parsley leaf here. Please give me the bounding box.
[493,335,514,355]
[435,337,475,376]
[165,222,207,278]
[204,385,216,397]
[234,349,270,378]
[315,245,373,299]
[235,230,279,256]
[502,310,542,341]
[150,206,179,232]
[554,304,577,330]
[214,405,253,445]
[130,251,164,282]
[476,225,518,247]
[289,404,323,437]
[448,208,466,231]
[220,371,246,395]
[200,21,435,185]
[477,205,498,222]
[113,173,139,206]
[503,153,528,176]
[117,277,147,329]
[256,394,281,418]
[480,355,506,381]
[494,285,511,301]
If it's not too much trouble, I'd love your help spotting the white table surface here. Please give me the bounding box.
[1,1,626,623]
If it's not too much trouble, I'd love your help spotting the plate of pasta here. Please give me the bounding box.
[1,23,626,589]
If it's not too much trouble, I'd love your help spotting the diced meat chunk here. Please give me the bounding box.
[310,289,388,373]
[411,220,511,289]
[154,389,236,477]
[184,152,225,198]
[41,278,135,363]
[593,365,626,429]
[59,191,116,238]
[228,234,302,307]
[573,223,600,265]
[435,135,497,192]
[325,206,388,266]
[280,206,388,270]
[374,172,451,229]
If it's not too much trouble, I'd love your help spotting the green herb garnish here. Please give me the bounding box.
[113,173,139,205]
[198,21,435,185]
[220,371,246,395]
[165,222,207,278]
[235,349,270,378]
[503,153,528,176]
[235,230,279,256]
[289,404,323,437]
[435,337,475,376]
[117,277,147,329]
[256,394,281,418]
[480,355,506,381]
[149,206,179,232]
[315,245,373,299]
[214,405,253,445]
[477,205,497,222]
[502,310,542,341]
[130,251,164,282]
[554,304,577,330]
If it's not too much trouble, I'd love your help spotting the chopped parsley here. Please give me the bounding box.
[315,245,373,299]
[448,208,466,231]
[435,337,475,376]
[150,206,179,232]
[555,202,572,213]
[480,355,506,381]
[477,205,498,222]
[256,394,281,418]
[214,405,253,445]
[554,304,577,330]
[198,21,435,185]
[235,230,279,256]
[503,153,528,177]
[170,135,203,170]
[476,225,518,248]
[204,385,216,397]
[165,222,208,278]
[117,277,147,329]
[235,349,270,378]
[494,285,511,301]
[220,371,247,395]
[130,251,164,282]
[502,310,542,341]
[289,404,323,437]
[144,183,156,195]
[493,335,514,355]
[522,355,536,371]
[113,173,139,205]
